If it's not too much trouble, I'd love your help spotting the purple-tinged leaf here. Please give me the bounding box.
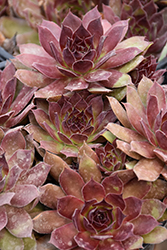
[33,210,69,234]
[75,231,99,250]
[59,25,73,50]
[123,197,142,221]
[154,148,167,163]
[132,214,159,235]
[60,168,84,200]
[38,26,61,58]
[0,206,7,230]
[19,43,52,58]
[39,183,65,209]
[63,47,75,67]
[87,18,103,46]
[156,130,167,150]
[41,20,61,41]
[103,20,129,53]
[85,69,112,82]
[65,78,89,91]
[73,60,93,74]
[62,11,81,32]
[117,140,141,160]
[17,162,51,187]
[5,165,23,191]
[134,158,164,181]
[57,66,78,77]
[130,140,155,159]
[106,194,125,211]
[33,62,63,79]
[102,173,123,195]
[123,178,151,199]
[10,184,39,207]
[106,123,144,143]
[15,69,53,88]
[6,206,33,238]
[112,222,133,241]
[82,179,105,202]
[82,6,101,29]
[148,82,166,112]
[7,149,32,172]
[58,196,84,219]
[49,222,78,250]
[147,95,159,130]
[0,193,15,206]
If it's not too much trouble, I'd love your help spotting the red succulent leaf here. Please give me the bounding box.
[5,206,33,238]
[102,173,123,195]
[82,179,105,202]
[75,231,99,250]
[59,168,84,200]
[49,222,78,250]
[123,196,143,221]
[58,195,84,220]
[0,192,15,206]
[132,214,159,235]
[141,199,167,220]
[33,210,70,234]
[10,184,39,207]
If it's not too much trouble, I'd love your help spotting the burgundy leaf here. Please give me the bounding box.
[82,179,105,202]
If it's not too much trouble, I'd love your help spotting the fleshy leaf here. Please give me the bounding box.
[142,226,167,244]
[49,222,78,249]
[33,210,69,234]
[82,179,105,202]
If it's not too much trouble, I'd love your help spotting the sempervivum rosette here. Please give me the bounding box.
[0,62,36,129]
[95,139,127,175]
[25,92,116,157]
[0,128,51,249]
[103,0,167,57]
[32,166,167,250]
[106,77,167,181]
[14,6,151,100]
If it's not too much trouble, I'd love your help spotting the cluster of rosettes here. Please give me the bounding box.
[0,2,166,250]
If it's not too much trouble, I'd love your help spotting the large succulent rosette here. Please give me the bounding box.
[103,0,167,57]
[14,6,151,100]
[25,92,116,157]
[32,166,167,250]
[0,128,51,249]
[0,62,36,129]
[105,77,167,181]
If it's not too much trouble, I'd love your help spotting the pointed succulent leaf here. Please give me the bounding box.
[142,226,167,244]
[58,196,84,220]
[33,210,69,234]
[49,222,78,250]
[141,199,166,220]
[5,206,33,238]
[0,229,24,250]
[39,184,65,209]
[82,179,105,202]
[60,168,84,200]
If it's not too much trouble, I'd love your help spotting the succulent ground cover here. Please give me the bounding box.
[0,1,167,250]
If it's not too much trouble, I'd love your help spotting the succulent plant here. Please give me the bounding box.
[105,77,167,181]
[0,62,36,129]
[129,55,166,86]
[95,139,127,175]
[103,0,167,57]
[32,166,167,250]
[25,92,116,157]
[0,128,51,249]
[14,6,151,100]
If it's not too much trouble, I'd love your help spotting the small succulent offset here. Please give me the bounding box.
[106,77,167,181]
[0,62,36,129]
[14,6,151,100]
[103,0,167,57]
[25,92,116,157]
[32,166,167,250]
[0,128,51,249]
